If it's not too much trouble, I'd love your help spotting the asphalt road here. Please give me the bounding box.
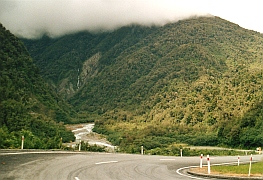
[0,150,262,180]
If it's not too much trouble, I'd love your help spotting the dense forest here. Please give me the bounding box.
[0,23,75,149]
[20,16,263,153]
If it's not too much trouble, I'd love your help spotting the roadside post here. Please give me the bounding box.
[207,155,211,174]
[248,154,252,177]
[78,139,81,151]
[180,149,182,157]
[200,154,203,168]
[141,146,143,155]
[237,155,240,166]
[21,135,24,150]
[60,137,62,149]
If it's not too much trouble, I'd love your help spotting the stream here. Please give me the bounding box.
[66,123,116,152]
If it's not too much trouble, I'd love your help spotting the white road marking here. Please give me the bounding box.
[0,151,81,156]
[74,177,80,180]
[176,165,204,179]
[95,160,118,165]
[160,159,175,161]
[17,159,41,166]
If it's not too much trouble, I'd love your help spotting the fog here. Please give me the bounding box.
[0,0,208,39]
[1,0,262,39]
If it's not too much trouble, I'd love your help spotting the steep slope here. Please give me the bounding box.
[22,16,263,151]
[22,26,157,99]
[0,23,75,149]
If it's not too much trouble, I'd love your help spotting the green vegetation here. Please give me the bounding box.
[22,16,263,153]
[212,161,263,176]
[144,144,253,156]
[75,142,106,152]
[62,142,107,152]
[0,23,75,149]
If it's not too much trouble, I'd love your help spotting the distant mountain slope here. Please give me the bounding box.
[22,16,263,150]
[0,23,75,149]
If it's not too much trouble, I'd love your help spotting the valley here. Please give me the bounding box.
[1,15,263,153]
[22,16,263,152]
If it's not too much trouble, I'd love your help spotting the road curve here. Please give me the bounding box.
[0,150,262,180]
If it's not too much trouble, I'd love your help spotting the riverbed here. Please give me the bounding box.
[65,123,116,152]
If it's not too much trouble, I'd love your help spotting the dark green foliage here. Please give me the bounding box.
[78,142,106,152]
[218,101,263,149]
[0,23,75,149]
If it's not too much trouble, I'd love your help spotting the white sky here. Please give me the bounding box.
[0,0,262,39]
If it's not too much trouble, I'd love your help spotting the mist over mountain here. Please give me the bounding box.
[0,0,209,39]
[22,16,263,152]
[2,0,263,41]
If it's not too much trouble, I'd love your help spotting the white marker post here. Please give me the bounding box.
[60,137,62,149]
[237,155,240,166]
[21,135,24,150]
[180,149,182,157]
[200,154,203,168]
[248,154,252,177]
[78,140,81,151]
[207,155,211,174]
[141,146,143,155]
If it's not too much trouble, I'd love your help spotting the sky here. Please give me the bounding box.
[0,0,263,39]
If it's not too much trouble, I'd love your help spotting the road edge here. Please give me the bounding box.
[187,169,263,180]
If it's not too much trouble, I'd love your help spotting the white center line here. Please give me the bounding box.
[95,160,118,165]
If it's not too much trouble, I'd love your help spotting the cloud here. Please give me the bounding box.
[3,0,263,39]
[0,0,209,39]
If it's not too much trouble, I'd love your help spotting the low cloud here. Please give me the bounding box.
[0,0,209,39]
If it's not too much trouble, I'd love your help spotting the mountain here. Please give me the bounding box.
[0,23,75,149]
[22,16,263,152]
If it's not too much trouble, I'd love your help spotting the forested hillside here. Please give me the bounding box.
[0,23,75,149]
[22,16,263,152]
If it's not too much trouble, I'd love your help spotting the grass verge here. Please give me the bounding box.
[211,161,263,176]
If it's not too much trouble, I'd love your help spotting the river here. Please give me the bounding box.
[66,123,116,152]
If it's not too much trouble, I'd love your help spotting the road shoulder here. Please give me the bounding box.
[188,167,263,180]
